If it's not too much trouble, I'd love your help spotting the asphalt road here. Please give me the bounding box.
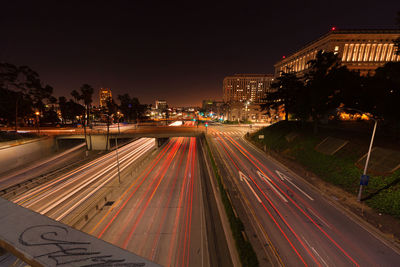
[9,138,155,221]
[0,143,86,190]
[209,125,400,267]
[82,137,210,267]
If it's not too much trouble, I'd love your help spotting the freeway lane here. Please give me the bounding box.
[83,137,210,267]
[209,126,400,266]
[9,138,155,221]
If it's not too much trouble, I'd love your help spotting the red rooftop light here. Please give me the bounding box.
[331,26,336,31]
[282,55,286,59]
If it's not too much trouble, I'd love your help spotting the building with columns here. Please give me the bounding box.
[274,29,400,76]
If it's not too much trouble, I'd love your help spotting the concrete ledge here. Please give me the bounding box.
[0,197,160,267]
[64,146,158,229]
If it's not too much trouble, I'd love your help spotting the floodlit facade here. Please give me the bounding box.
[274,29,400,76]
[155,100,167,110]
[99,88,112,108]
[223,74,274,103]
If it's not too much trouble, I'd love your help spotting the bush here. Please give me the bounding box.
[250,121,400,218]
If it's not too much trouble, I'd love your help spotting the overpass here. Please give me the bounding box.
[56,126,206,150]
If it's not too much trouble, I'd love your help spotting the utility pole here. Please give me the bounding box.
[35,111,40,134]
[358,118,377,201]
[115,112,122,184]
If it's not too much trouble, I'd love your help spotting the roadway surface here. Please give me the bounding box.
[0,143,86,190]
[9,138,155,221]
[82,137,212,267]
[208,125,400,266]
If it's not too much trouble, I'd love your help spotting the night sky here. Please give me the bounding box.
[1,1,399,107]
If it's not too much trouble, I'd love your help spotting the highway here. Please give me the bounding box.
[0,142,86,190]
[208,125,400,266]
[82,137,211,267]
[9,138,155,221]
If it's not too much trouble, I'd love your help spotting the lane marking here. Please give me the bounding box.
[276,170,314,201]
[257,171,288,203]
[312,247,329,267]
[239,171,262,203]
[303,236,328,267]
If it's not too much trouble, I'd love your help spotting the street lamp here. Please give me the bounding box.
[245,101,250,122]
[337,107,377,201]
[114,112,122,184]
[35,111,40,134]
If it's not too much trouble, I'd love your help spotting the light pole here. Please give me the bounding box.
[115,112,122,184]
[35,111,40,134]
[245,101,250,122]
[337,107,377,201]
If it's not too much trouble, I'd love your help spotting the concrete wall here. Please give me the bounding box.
[0,137,56,176]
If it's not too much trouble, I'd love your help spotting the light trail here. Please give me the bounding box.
[120,138,183,249]
[213,128,360,266]
[85,137,202,267]
[10,138,156,224]
[212,130,311,266]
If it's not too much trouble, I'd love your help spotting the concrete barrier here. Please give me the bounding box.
[65,144,158,229]
[0,137,55,176]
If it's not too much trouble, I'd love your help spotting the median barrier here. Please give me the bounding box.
[64,143,158,230]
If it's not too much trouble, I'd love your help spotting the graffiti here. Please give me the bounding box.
[18,225,146,266]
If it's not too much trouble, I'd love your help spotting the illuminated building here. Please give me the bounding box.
[275,29,400,76]
[99,88,112,107]
[155,100,167,110]
[223,74,274,103]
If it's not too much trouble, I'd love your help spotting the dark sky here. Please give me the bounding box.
[1,1,399,107]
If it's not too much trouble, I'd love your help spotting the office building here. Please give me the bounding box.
[99,88,112,108]
[223,74,275,103]
[155,100,167,110]
[274,29,400,76]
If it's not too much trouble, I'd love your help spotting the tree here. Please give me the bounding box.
[79,84,94,150]
[303,50,342,132]
[264,70,304,121]
[118,93,145,123]
[58,96,68,125]
[104,97,118,150]
[0,62,55,129]
[394,11,400,55]
[371,62,400,124]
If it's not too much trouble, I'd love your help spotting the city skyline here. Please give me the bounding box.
[1,1,399,106]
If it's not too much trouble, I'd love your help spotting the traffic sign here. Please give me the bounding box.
[360,174,369,186]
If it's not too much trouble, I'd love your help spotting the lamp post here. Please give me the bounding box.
[245,101,250,122]
[337,107,377,201]
[115,112,122,184]
[35,111,40,134]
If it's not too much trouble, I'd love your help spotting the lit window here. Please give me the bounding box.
[364,44,371,61]
[347,44,354,61]
[358,44,365,61]
[342,44,349,61]
[375,44,382,61]
[369,44,377,61]
[380,44,388,61]
[386,44,394,61]
[352,44,359,61]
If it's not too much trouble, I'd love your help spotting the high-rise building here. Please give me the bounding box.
[155,100,167,110]
[99,88,112,108]
[223,74,275,103]
[274,29,400,76]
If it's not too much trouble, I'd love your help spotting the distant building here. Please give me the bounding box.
[155,100,167,110]
[223,74,275,103]
[274,29,400,76]
[226,102,268,122]
[99,88,112,108]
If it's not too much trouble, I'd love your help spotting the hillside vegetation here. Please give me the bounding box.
[249,121,400,218]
